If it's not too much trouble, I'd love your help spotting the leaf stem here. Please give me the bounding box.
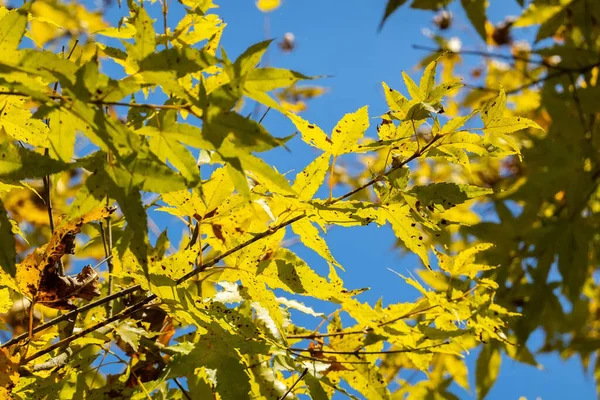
[278,368,308,400]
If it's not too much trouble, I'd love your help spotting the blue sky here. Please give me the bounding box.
[62,0,598,398]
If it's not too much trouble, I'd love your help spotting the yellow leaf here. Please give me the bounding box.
[0,95,49,148]
[287,112,332,151]
[402,71,422,101]
[331,106,369,156]
[292,218,341,268]
[382,204,430,268]
[0,287,11,313]
[292,152,330,201]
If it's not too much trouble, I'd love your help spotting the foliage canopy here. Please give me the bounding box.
[0,0,598,399]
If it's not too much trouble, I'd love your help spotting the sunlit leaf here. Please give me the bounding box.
[331,106,369,156]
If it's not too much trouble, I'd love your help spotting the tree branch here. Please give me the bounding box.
[412,44,556,69]
[0,90,193,111]
[464,61,600,95]
[288,350,371,365]
[1,284,142,349]
[29,348,72,372]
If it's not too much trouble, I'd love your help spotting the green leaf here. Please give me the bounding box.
[0,141,69,180]
[410,0,447,10]
[131,6,156,61]
[482,88,543,135]
[310,200,383,228]
[535,8,567,43]
[245,67,312,92]
[98,168,149,271]
[137,48,216,98]
[379,0,410,30]
[409,183,493,210]
[557,224,590,302]
[68,170,106,220]
[0,200,16,276]
[204,109,283,153]
[331,106,369,156]
[461,0,487,42]
[514,2,564,27]
[105,152,189,193]
[47,108,77,162]
[0,7,27,61]
[419,58,438,100]
[305,375,330,400]
[292,152,330,201]
[225,159,251,200]
[234,39,272,77]
[113,322,146,352]
[169,324,266,400]
[476,345,501,400]
[148,130,199,184]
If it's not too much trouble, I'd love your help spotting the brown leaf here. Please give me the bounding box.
[36,265,101,310]
[324,356,350,373]
[16,206,116,309]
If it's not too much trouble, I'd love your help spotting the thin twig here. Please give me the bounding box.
[23,294,152,363]
[289,341,448,356]
[258,107,271,124]
[173,378,192,400]
[0,91,193,111]
[412,44,555,68]
[568,73,588,136]
[105,158,114,316]
[288,350,370,365]
[90,100,192,110]
[161,0,169,49]
[287,328,373,340]
[278,368,308,400]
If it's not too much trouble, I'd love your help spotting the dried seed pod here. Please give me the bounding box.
[279,32,296,52]
[433,10,452,30]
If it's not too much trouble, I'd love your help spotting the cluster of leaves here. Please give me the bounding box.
[0,0,542,399]
[379,0,600,396]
